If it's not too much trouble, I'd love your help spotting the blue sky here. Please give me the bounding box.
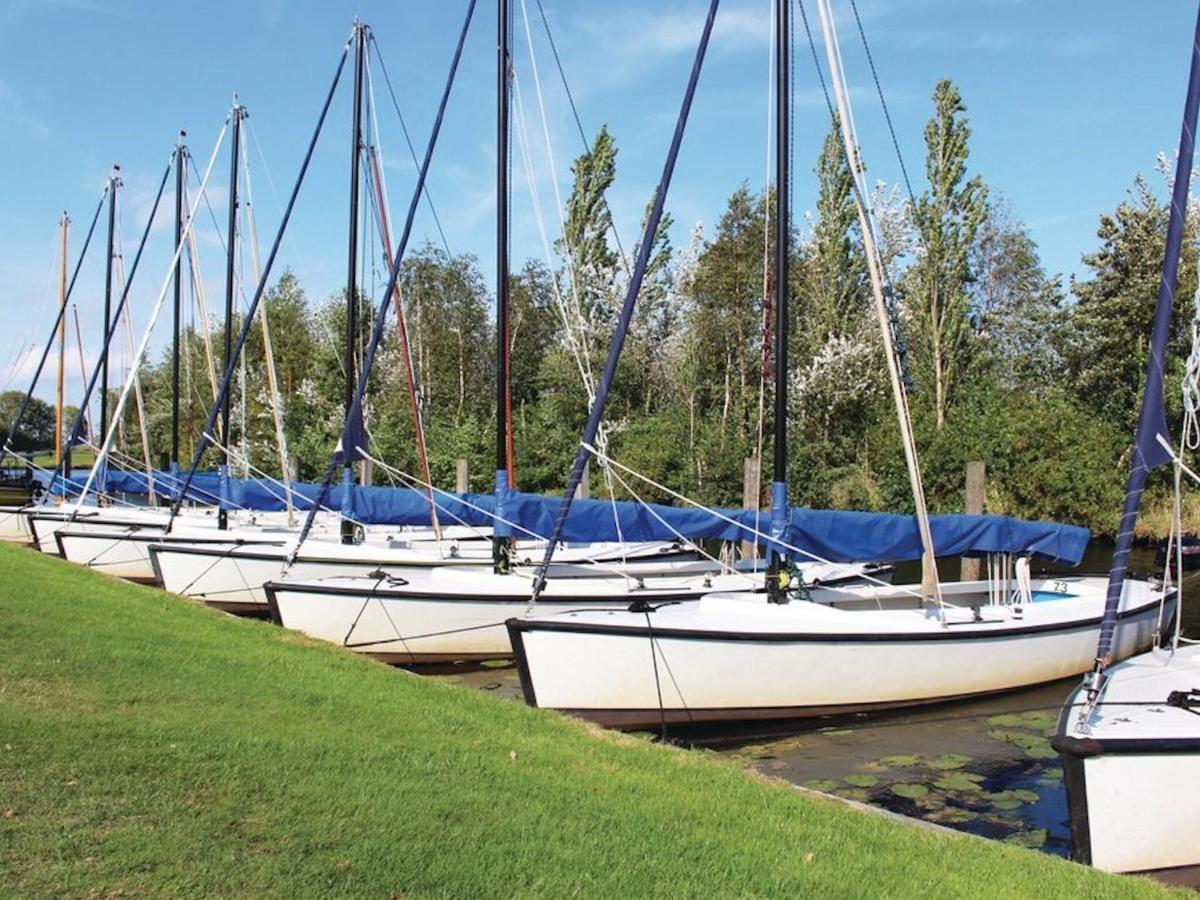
[1,0,1196,404]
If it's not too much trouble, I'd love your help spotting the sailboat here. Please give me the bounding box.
[506,0,1175,727]
[1052,5,1200,875]
[139,19,690,611]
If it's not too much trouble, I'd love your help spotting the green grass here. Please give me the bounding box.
[0,544,1181,897]
[26,449,94,469]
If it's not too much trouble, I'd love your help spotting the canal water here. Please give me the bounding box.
[422,542,1200,868]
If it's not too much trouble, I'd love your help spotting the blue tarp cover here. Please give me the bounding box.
[48,471,1090,565]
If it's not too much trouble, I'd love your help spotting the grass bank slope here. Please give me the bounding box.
[0,544,1178,897]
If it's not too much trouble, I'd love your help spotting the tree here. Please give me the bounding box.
[970,198,1065,390]
[1064,176,1196,432]
[0,392,53,451]
[802,116,869,345]
[906,79,987,429]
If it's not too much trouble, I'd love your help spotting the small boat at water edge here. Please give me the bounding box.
[263,559,889,664]
[1053,645,1200,874]
[150,537,701,614]
[1053,1,1200,875]
[1154,533,1200,570]
[508,574,1173,728]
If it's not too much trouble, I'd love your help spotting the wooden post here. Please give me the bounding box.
[455,458,469,494]
[576,459,589,500]
[961,460,986,581]
[742,455,760,560]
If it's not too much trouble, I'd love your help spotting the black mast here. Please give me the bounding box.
[171,133,187,470]
[99,167,120,459]
[341,21,366,545]
[767,0,790,602]
[219,104,243,530]
[493,0,514,572]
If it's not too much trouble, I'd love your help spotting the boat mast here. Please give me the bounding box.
[494,0,515,573]
[99,167,120,467]
[341,21,366,545]
[1087,5,1200,699]
[814,0,940,600]
[766,0,790,602]
[172,133,187,470]
[219,103,244,530]
[54,212,69,479]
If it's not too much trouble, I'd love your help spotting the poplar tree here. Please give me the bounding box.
[908,79,987,429]
[805,115,868,344]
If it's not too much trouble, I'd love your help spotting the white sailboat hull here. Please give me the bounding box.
[1054,644,1200,873]
[264,562,887,664]
[151,539,700,614]
[55,527,291,582]
[0,505,31,542]
[508,576,1172,728]
[27,507,227,555]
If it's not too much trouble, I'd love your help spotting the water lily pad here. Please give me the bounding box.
[1005,828,1048,849]
[844,774,878,788]
[990,799,1023,812]
[987,711,1057,731]
[876,754,922,768]
[890,783,928,799]
[928,806,977,825]
[480,659,511,669]
[934,772,984,793]
[988,730,1057,759]
[803,779,838,792]
[915,793,947,811]
[927,753,972,770]
[833,787,871,803]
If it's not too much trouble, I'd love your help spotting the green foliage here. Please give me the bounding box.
[1064,176,1196,433]
[104,80,1197,541]
[907,79,988,429]
[0,391,53,451]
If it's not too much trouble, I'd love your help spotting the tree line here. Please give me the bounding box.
[15,79,1197,538]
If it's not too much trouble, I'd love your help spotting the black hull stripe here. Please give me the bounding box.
[148,545,698,568]
[504,596,1168,643]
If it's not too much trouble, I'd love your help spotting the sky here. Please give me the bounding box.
[0,0,1196,406]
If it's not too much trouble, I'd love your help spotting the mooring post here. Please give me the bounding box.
[961,460,986,581]
[742,455,761,560]
[455,458,469,494]
[576,459,589,500]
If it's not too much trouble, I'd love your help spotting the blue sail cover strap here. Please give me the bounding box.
[1093,7,1200,674]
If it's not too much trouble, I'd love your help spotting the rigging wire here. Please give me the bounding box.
[532,0,630,273]
[369,32,453,257]
[797,0,912,384]
[848,0,918,211]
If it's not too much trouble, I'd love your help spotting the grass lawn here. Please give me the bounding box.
[0,543,1181,897]
[27,449,94,470]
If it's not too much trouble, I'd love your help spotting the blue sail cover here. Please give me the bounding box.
[47,471,1088,564]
